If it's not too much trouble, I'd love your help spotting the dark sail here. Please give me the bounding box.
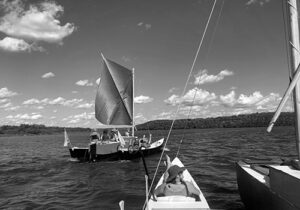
[95,55,133,125]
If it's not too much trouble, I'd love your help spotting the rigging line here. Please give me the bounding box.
[143,0,218,206]
[176,1,224,158]
[201,0,225,67]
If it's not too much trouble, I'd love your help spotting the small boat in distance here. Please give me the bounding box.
[64,54,164,161]
[236,0,300,209]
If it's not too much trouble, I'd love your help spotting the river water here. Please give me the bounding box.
[0,126,297,210]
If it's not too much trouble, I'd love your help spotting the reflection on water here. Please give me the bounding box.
[0,127,297,210]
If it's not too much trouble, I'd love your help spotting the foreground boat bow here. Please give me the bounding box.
[146,157,210,210]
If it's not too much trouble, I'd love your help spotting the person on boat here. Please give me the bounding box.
[110,128,119,141]
[124,131,130,137]
[153,155,200,200]
[90,129,100,143]
[100,129,110,142]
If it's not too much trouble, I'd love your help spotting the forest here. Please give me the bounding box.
[0,112,295,135]
[0,124,89,136]
[136,112,294,130]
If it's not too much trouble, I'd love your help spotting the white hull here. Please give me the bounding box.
[236,161,300,210]
[146,157,210,210]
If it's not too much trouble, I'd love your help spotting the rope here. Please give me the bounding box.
[143,1,218,208]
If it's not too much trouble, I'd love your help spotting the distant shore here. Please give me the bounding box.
[0,112,294,136]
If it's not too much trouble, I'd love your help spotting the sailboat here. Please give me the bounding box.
[236,0,300,209]
[64,54,164,161]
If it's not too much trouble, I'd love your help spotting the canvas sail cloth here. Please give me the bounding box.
[95,56,133,126]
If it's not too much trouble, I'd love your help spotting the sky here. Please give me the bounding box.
[0,0,294,128]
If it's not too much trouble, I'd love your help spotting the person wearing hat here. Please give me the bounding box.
[110,128,119,141]
[154,155,200,200]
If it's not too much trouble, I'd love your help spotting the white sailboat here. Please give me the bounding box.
[236,0,300,209]
[65,54,164,161]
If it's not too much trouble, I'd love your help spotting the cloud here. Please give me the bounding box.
[165,88,217,106]
[168,87,179,93]
[42,72,55,78]
[134,113,147,124]
[62,112,93,124]
[246,0,270,6]
[137,22,152,30]
[194,69,233,85]
[76,103,93,109]
[0,99,9,104]
[162,87,288,120]
[0,0,75,52]
[155,111,174,120]
[134,95,154,104]
[219,90,283,110]
[0,102,12,108]
[76,79,94,86]
[6,113,42,120]
[0,36,43,52]
[0,87,18,98]
[23,97,85,107]
[5,105,20,111]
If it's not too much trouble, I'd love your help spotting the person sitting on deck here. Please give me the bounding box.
[153,155,201,201]
[110,128,119,141]
[100,129,110,142]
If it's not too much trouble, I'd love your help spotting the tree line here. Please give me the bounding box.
[0,124,90,135]
[136,112,295,130]
[0,112,295,135]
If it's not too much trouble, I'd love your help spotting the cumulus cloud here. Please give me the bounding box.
[165,88,217,106]
[0,99,9,104]
[134,113,148,124]
[134,95,153,104]
[0,102,12,108]
[76,103,93,109]
[0,87,18,98]
[42,72,55,78]
[137,22,152,30]
[62,112,93,124]
[0,36,43,52]
[6,113,42,120]
[76,80,94,86]
[5,105,20,111]
[23,97,85,107]
[168,87,179,93]
[155,111,174,120]
[219,90,283,111]
[162,87,287,119]
[0,0,75,52]
[194,69,233,85]
[246,0,270,6]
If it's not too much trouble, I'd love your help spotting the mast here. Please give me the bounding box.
[132,68,135,137]
[286,0,300,159]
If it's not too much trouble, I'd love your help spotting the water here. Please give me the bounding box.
[0,127,297,210]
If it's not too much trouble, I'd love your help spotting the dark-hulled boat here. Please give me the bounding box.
[64,53,164,161]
